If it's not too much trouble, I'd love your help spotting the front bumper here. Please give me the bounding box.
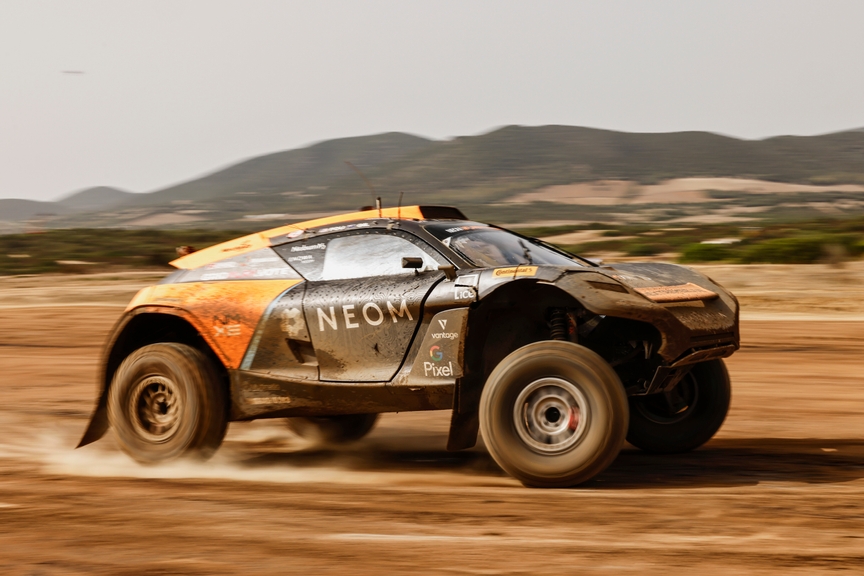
[555,263,740,365]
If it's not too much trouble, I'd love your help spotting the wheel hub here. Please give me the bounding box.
[635,373,699,425]
[130,376,181,441]
[514,377,590,454]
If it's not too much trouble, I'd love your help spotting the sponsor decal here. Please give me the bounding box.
[453,273,478,300]
[290,243,326,252]
[222,241,253,253]
[362,302,385,326]
[386,299,413,322]
[207,261,238,270]
[316,222,370,234]
[280,307,306,338]
[201,268,293,281]
[315,299,413,331]
[454,287,473,300]
[423,360,454,377]
[251,267,294,278]
[429,345,443,361]
[431,332,458,340]
[286,254,314,263]
[445,225,484,234]
[191,248,297,282]
[634,283,719,303]
[214,323,242,337]
[317,225,347,234]
[431,317,459,339]
[492,266,539,278]
[201,272,231,281]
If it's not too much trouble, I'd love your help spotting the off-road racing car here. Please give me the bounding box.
[78,205,739,487]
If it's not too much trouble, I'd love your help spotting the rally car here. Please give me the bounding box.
[78,205,739,487]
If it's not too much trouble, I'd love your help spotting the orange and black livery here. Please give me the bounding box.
[79,205,739,487]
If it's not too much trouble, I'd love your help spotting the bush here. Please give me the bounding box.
[738,235,830,264]
[625,243,664,257]
[0,229,246,276]
[679,243,733,263]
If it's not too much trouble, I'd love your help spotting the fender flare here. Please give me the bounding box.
[445,279,579,451]
[76,306,220,448]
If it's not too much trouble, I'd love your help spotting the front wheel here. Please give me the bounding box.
[627,359,731,453]
[285,414,379,444]
[107,343,228,464]
[480,341,629,488]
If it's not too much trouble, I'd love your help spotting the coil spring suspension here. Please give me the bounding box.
[549,309,568,341]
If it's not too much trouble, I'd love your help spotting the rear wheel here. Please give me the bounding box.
[286,414,379,444]
[480,341,629,488]
[627,359,731,453]
[108,343,228,464]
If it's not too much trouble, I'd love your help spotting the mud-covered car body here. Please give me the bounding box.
[79,205,738,454]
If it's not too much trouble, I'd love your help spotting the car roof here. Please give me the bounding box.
[170,205,468,270]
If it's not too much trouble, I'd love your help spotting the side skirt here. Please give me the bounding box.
[230,370,454,421]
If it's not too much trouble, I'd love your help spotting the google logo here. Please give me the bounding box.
[429,345,443,361]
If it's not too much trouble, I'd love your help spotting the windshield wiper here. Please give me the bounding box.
[518,239,534,265]
[530,237,597,267]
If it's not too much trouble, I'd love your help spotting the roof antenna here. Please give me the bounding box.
[397,191,403,220]
[345,161,380,214]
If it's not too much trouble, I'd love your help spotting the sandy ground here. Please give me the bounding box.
[540,229,638,245]
[2,269,864,574]
[507,177,864,205]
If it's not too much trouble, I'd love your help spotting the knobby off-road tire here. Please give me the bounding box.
[480,341,629,488]
[627,359,731,454]
[108,343,228,464]
[286,414,379,444]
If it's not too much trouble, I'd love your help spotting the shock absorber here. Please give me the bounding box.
[549,309,567,341]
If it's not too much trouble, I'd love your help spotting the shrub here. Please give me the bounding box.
[625,243,664,257]
[738,235,830,264]
[679,243,732,263]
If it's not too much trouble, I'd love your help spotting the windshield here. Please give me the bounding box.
[441,227,586,268]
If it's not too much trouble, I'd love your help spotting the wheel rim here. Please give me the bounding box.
[513,377,590,454]
[129,375,181,442]
[635,372,699,424]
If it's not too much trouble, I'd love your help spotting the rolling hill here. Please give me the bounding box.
[4,125,864,229]
[56,186,135,212]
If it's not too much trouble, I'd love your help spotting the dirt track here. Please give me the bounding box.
[2,270,864,574]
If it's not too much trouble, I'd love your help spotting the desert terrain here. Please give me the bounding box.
[2,265,864,574]
[507,178,864,205]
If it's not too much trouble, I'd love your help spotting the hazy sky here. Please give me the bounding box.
[2,1,863,202]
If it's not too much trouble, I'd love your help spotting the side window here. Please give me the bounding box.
[321,233,441,281]
[177,248,301,282]
[275,239,329,280]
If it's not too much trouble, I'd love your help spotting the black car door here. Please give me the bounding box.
[295,230,448,382]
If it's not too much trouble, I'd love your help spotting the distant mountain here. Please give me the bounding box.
[0,187,135,233]
[56,186,136,212]
[132,132,435,206]
[357,125,864,196]
[126,126,864,215]
[4,125,864,229]
[0,198,70,223]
